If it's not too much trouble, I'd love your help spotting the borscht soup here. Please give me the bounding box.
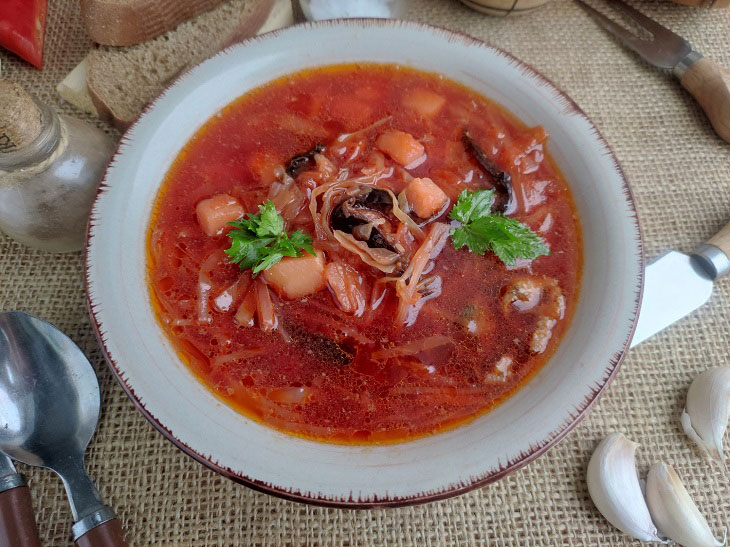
[147,64,582,444]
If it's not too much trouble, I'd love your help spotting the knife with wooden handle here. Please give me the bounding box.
[631,219,730,346]
[576,0,730,143]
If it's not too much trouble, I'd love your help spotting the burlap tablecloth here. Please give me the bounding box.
[2,0,730,544]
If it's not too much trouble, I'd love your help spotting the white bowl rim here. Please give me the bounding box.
[85,18,644,508]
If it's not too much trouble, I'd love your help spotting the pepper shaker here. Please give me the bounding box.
[0,80,115,252]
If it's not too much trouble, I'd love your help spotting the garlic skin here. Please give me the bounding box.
[681,367,730,461]
[587,433,664,542]
[645,462,724,547]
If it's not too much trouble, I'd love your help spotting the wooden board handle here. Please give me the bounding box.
[680,57,730,143]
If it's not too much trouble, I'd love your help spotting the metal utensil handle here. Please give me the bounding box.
[676,55,730,143]
[0,475,41,547]
[692,219,730,279]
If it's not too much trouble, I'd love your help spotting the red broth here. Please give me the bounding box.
[148,64,582,443]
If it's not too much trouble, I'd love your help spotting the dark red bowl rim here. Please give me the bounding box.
[84,18,644,508]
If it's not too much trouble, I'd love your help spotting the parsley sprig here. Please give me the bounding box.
[225,201,315,275]
[449,189,550,266]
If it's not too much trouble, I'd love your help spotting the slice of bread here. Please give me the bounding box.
[80,0,227,46]
[70,0,292,131]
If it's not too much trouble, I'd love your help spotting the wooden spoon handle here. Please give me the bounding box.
[679,57,730,143]
[0,482,41,547]
[74,517,127,547]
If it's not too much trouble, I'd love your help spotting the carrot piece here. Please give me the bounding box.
[376,130,425,167]
[195,194,244,237]
[405,177,449,218]
[263,250,326,300]
[402,89,446,119]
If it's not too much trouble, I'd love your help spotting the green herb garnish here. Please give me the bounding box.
[449,189,550,266]
[225,200,315,275]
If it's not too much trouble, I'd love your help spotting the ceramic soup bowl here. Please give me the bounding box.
[86,20,643,507]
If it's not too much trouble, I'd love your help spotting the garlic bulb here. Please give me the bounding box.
[680,367,730,461]
[646,462,724,547]
[586,433,664,542]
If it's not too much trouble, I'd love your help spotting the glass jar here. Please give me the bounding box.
[0,99,115,252]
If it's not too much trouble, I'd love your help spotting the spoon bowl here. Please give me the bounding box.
[0,311,99,468]
[0,311,126,546]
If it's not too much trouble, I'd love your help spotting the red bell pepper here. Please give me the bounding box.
[0,0,48,68]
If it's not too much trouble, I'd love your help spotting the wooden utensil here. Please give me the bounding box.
[576,0,730,143]
[0,454,41,547]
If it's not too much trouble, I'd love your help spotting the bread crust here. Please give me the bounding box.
[88,83,130,131]
[80,0,227,46]
[86,0,278,131]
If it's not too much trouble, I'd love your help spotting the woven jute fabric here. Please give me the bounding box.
[1,0,730,545]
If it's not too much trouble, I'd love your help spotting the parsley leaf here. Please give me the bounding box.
[449,188,495,224]
[252,200,285,237]
[225,200,315,275]
[449,189,550,266]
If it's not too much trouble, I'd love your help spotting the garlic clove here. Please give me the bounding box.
[645,462,724,547]
[587,433,664,542]
[681,367,730,461]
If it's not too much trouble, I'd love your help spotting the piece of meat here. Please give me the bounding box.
[501,277,542,312]
[501,276,566,354]
[530,317,557,354]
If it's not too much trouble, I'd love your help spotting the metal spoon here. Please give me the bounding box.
[0,311,126,546]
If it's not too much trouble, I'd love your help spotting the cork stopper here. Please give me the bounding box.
[0,79,43,153]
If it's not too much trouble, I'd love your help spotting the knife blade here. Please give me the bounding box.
[631,222,730,347]
[576,0,730,143]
